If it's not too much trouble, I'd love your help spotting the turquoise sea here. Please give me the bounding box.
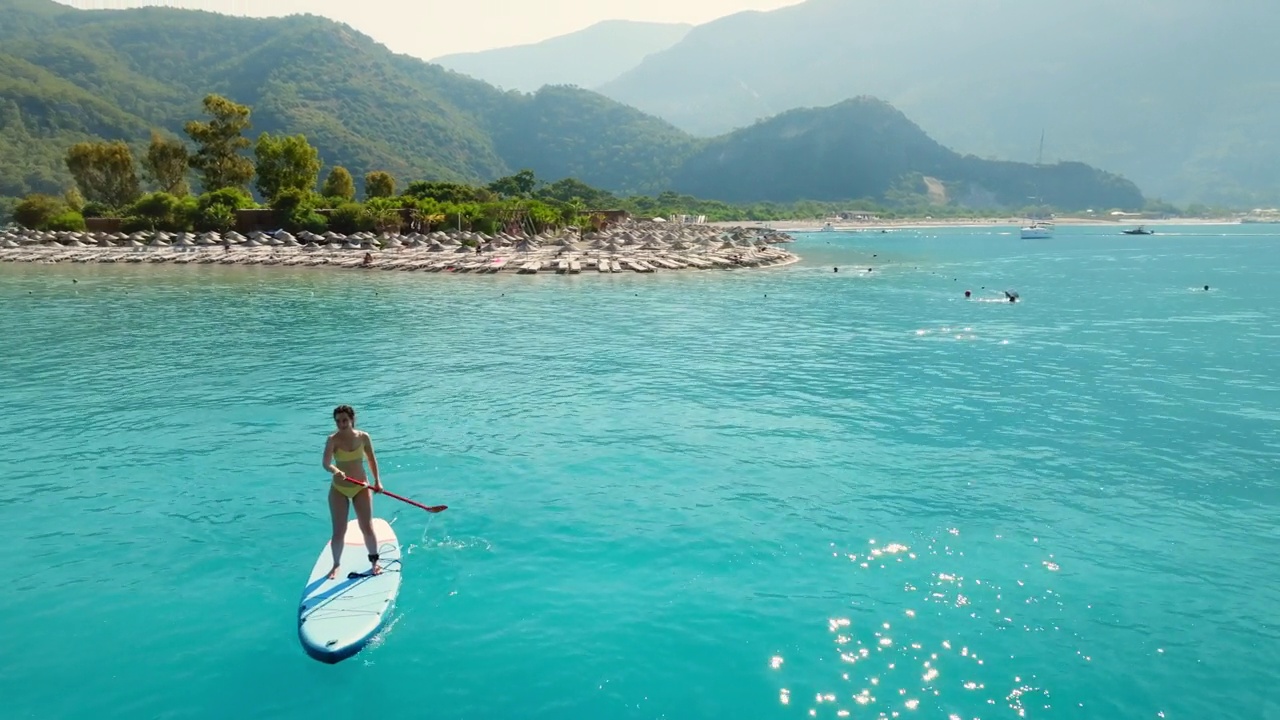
[4,224,1278,720]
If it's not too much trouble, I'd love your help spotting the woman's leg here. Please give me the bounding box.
[327,486,350,579]
[351,489,381,575]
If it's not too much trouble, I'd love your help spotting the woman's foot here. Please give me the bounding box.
[327,564,340,580]
[370,562,382,576]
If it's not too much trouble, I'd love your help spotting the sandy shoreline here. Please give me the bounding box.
[0,223,800,275]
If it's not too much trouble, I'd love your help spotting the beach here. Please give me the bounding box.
[0,222,799,274]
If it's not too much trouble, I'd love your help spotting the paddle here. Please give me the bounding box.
[338,476,447,513]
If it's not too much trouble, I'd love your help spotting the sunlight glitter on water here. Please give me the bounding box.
[788,531,1084,719]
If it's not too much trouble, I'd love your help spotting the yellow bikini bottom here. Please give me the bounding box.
[331,478,366,499]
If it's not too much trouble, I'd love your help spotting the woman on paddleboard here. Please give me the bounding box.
[322,405,384,578]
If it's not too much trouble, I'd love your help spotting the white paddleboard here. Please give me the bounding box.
[298,517,402,663]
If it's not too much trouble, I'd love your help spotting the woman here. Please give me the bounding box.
[322,404,384,579]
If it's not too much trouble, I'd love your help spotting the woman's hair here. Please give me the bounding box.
[333,404,356,420]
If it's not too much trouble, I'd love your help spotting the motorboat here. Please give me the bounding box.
[1122,225,1154,235]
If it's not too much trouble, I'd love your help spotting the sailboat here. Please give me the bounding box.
[1020,218,1054,239]
[1020,131,1055,239]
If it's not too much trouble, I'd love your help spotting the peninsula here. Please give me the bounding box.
[0,222,798,275]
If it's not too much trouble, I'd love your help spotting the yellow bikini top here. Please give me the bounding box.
[332,436,366,463]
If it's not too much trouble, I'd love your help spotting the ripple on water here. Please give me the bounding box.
[4,231,1279,719]
[769,531,1095,719]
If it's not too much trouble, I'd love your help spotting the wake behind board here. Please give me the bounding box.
[298,518,401,663]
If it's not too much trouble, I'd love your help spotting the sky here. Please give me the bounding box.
[57,0,803,58]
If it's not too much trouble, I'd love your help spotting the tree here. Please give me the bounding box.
[254,132,322,202]
[270,188,328,233]
[46,211,86,231]
[64,141,142,209]
[184,94,254,193]
[127,192,184,231]
[488,169,538,198]
[0,197,17,225]
[64,187,85,213]
[536,177,615,207]
[405,181,491,204]
[321,167,356,202]
[191,186,255,232]
[328,202,373,234]
[364,171,395,199]
[142,131,191,197]
[13,194,65,229]
[361,196,404,233]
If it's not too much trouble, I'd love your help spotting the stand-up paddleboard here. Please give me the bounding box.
[298,518,401,663]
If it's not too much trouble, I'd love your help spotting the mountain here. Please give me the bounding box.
[432,20,692,93]
[0,0,1142,215]
[671,98,1144,210]
[0,0,694,201]
[598,0,1280,206]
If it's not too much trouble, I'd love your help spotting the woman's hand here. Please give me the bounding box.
[372,479,384,493]
[332,469,347,484]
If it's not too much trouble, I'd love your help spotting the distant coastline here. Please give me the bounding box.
[712,216,1251,232]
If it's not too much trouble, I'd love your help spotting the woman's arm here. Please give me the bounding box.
[364,432,383,491]
[322,435,343,480]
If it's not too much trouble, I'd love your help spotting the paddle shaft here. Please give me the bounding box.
[337,476,447,513]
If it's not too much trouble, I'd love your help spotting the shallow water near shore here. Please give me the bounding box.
[4,224,1279,719]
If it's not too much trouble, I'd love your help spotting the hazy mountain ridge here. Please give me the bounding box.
[597,0,1280,205]
[672,97,1144,209]
[432,20,692,93]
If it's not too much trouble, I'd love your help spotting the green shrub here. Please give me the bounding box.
[197,187,255,213]
[13,194,65,229]
[46,210,86,231]
[195,204,235,233]
[327,202,371,234]
[81,201,114,218]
